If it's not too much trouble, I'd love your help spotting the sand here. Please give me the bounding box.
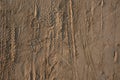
[0,0,120,80]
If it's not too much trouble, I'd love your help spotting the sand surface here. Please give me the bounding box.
[0,0,120,80]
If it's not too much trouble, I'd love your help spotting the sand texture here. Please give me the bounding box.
[0,0,120,80]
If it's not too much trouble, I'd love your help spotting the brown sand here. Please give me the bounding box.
[0,0,120,80]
